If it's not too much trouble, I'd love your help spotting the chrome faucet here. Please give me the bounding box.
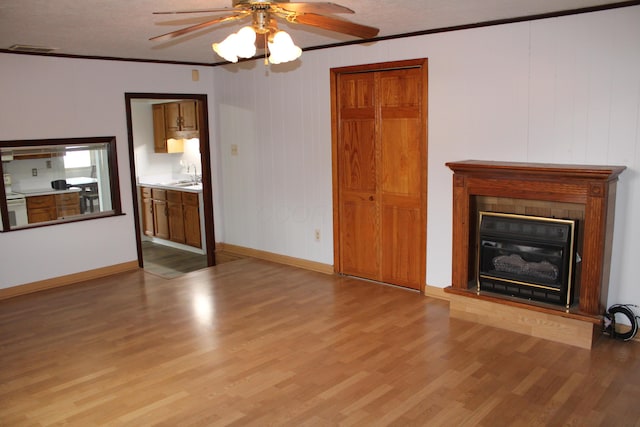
[189,163,199,183]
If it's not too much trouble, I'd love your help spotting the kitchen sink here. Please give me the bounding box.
[172,182,199,187]
[168,182,202,190]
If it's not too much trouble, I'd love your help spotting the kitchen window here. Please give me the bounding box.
[0,136,123,231]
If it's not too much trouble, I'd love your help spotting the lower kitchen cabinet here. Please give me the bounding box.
[167,190,186,244]
[141,187,154,236]
[26,192,81,224]
[151,189,169,240]
[182,192,201,248]
[140,186,201,248]
[55,192,81,217]
[27,195,56,223]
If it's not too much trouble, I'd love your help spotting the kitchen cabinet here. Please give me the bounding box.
[26,192,80,224]
[55,192,81,217]
[26,195,57,223]
[151,188,169,240]
[165,101,198,134]
[167,190,185,244]
[182,192,201,248]
[152,101,199,153]
[140,186,201,248]
[141,187,154,236]
[152,104,171,154]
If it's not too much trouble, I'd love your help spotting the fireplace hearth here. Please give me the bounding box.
[477,212,578,308]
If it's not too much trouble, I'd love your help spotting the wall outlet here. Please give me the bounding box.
[32,168,38,176]
[46,160,52,169]
[231,144,238,156]
[314,229,320,241]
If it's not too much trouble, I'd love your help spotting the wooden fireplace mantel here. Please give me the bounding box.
[445,160,626,318]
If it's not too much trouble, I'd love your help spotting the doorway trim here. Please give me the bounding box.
[124,93,216,268]
[330,58,428,290]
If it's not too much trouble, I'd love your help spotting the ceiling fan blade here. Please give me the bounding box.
[150,12,250,41]
[274,2,354,14]
[291,13,379,39]
[153,8,237,15]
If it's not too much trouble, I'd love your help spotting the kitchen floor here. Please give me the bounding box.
[142,241,207,279]
[141,241,245,279]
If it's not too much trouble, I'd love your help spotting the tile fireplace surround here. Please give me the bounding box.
[444,160,626,349]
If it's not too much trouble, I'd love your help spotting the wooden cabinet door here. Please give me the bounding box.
[334,62,427,291]
[151,189,169,238]
[178,101,198,131]
[26,195,57,224]
[141,187,154,236]
[152,104,167,153]
[55,192,81,217]
[163,102,181,134]
[167,190,185,244]
[183,192,201,248]
[153,199,169,239]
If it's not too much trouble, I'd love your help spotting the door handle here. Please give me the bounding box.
[369,196,374,201]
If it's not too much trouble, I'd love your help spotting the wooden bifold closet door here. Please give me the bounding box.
[331,59,428,291]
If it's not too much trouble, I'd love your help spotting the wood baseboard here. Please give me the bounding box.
[0,261,139,301]
[217,243,334,275]
[424,284,449,300]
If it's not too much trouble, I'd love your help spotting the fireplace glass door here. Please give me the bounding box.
[477,212,578,307]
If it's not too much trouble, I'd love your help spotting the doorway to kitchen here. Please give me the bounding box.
[125,93,216,278]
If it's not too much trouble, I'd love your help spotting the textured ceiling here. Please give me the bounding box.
[0,0,634,65]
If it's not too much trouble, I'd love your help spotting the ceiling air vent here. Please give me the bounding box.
[8,44,58,54]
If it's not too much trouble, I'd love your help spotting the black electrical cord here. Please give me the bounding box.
[604,304,640,341]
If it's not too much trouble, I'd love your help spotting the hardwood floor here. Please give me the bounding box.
[1,259,640,426]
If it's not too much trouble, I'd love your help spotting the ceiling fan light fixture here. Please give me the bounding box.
[267,30,301,64]
[212,26,257,63]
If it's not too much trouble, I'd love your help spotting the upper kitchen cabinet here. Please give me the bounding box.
[152,104,177,154]
[165,101,198,134]
[153,101,199,153]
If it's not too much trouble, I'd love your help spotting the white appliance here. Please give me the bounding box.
[6,192,28,228]
[3,173,28,228]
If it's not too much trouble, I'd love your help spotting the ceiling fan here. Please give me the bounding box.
[150,0,380,64]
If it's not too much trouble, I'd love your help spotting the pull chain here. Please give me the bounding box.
[263,32,268,66]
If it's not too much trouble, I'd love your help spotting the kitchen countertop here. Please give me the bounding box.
[138,181,202,193]
[15,188,81,197]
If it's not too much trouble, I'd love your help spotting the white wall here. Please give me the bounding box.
[0,55,217,288]
[212,6,640,306]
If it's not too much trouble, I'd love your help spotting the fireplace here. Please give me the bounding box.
[445,160,625,318]
[477,212,578,308]
[442,161,625,348]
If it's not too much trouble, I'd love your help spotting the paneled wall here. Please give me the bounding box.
[212,6,640,306]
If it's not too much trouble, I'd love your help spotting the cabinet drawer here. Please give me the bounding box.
[55,192,79,206]
[141,187,152,198]
[182,192,198,206]
[167,190,182,203]
[26,195,55,209]
[151,188,166,200]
